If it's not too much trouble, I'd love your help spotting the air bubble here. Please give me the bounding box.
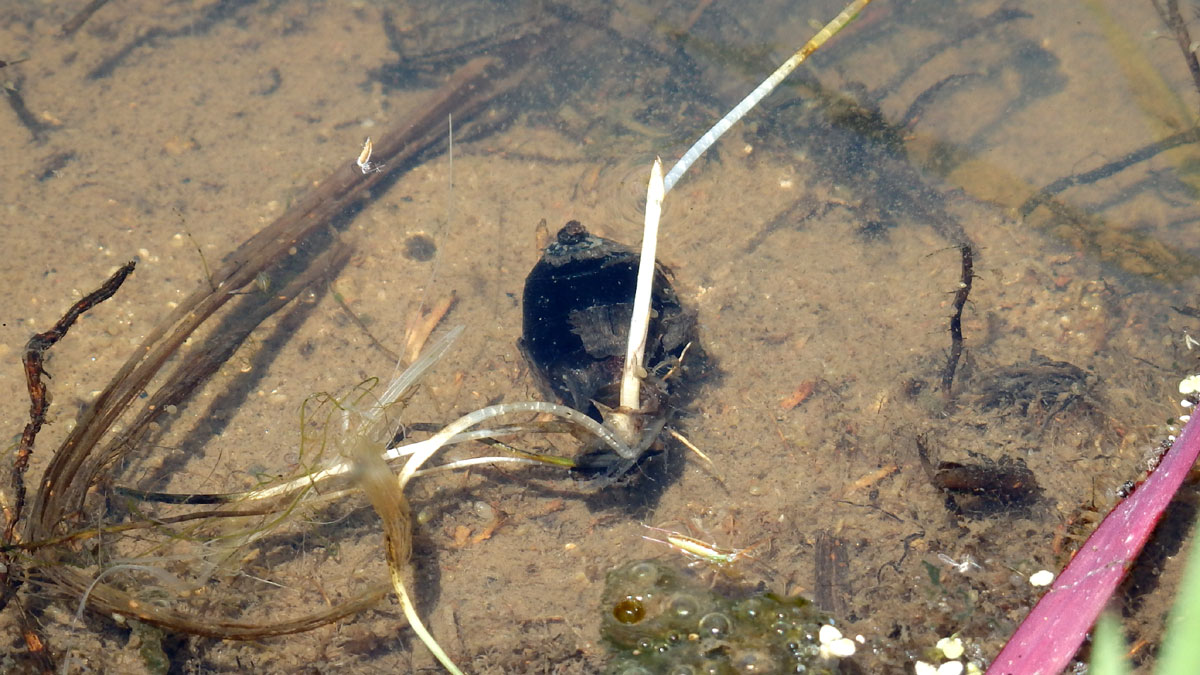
[669,593,701,620]
[698,612,732,638]
[629,561,660,586]
[733,649,776,673]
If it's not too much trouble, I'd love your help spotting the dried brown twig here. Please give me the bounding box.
[4,261,136,546]
[0,261,135,673]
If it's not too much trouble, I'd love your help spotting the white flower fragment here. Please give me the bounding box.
[936,635,965,660]
[1029,569,1055,587]
[818,624,841,644]
[915,661,938,675]
[937,661,964,675]
[1178,374,1200,395]
[818,624,857,658]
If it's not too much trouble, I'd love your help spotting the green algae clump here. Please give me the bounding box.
[601,560,847,674]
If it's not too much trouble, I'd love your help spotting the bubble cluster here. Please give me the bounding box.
[602,560,846,674]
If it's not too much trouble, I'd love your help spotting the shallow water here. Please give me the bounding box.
[1,0,1198,672]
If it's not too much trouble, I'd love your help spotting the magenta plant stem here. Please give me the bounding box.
[988,412,1200,674]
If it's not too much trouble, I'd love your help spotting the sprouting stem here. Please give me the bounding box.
[618,157,665,419]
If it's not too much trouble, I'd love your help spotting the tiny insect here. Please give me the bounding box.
[641,523,763,571]
[356,137,384,174]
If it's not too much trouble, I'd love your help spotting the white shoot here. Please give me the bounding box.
[616,0,873,439]
[620,157,665,413]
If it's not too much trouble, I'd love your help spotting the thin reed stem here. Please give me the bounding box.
[661,0,873,193]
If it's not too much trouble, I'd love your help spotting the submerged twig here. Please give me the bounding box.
[1019,126,1200,218]
[60,0,112,37]
[942,245,973,399]
[27,57,504,543]
[1152,0,1200,103]
[0,261,134,672]
[4,261,135,546]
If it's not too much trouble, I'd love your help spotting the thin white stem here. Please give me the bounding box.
[242,421,577,503]
[661,0,873,194]
[620,157,665,412]
[399,401,637,487]
[395,576,463,675]
[414,456,541,475]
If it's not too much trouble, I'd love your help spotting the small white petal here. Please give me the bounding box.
[937,661,964,675]
[914,661,938,675]
[1179,375,1200,395]
[819,624,843,644]
[1029,569,1055,587]
[937,636,965,660]
[828,637,856,657]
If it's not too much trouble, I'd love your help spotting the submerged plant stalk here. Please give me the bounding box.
[661,0,873,193]
[618,158,665,418]
[615,0,874,452]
